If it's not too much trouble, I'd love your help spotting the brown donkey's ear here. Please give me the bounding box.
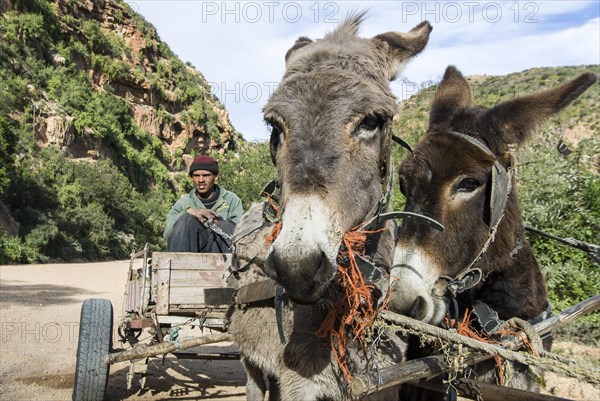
[372,21,432,81]
[485,73,597,145]
[429,65,472,130]
[284,36,313,65]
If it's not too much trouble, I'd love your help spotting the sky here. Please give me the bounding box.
[129,1,600,142]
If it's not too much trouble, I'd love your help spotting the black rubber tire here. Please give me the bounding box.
[72,298,113,401]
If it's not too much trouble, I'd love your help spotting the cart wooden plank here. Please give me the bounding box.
[152,252,232,315]
[168,270,224,287]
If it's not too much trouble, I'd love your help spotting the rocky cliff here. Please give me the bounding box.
[8,0,241,168]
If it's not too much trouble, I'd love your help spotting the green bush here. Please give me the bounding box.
[0,116,16,193]
[81,20,120,57]
[48,69,93,113]
[0,148,172,263]
[518,133,599,344]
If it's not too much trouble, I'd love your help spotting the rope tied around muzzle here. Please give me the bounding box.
[316,225,389,385]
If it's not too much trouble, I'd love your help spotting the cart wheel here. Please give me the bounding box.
[72,298,113,401]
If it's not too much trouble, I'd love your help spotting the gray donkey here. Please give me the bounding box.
[228,14,432,401]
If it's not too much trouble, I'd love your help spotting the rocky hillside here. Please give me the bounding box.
[0,0,244,261]
[4,0,240,160]
[393,65,600,150]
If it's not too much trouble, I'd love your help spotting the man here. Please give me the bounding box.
[163,155,243,253]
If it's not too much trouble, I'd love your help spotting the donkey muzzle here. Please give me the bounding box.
[264,195,341,303]
[266,246,335,303]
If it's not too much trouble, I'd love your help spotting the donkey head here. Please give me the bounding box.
[263,15,432,303]
[389,66,597,324]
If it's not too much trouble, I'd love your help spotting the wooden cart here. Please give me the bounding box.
[72,246,238,401]
[72,246,600,401]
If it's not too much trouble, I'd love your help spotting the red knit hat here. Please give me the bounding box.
[189,155,219,176]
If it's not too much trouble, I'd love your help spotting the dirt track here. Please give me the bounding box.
[1,261,598,401]
[0,261,245,401]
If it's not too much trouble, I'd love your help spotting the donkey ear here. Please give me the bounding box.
[372,21,432,81]
[429,66,472,129]
[285,36,313,65]
[485,73,597,145]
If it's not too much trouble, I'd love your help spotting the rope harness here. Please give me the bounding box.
[426,133,518,399]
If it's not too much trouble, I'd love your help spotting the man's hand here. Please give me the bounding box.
[187,207,220,223]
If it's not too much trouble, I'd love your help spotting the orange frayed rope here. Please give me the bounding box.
[261,200,386,385]
[316,226,388,385]
[445,308,506,385]
[443,307,542,386]
[263,192,282,244]
[266,223,281,243]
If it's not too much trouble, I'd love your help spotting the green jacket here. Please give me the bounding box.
[163,186,244,240]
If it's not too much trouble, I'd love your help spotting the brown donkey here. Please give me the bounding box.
[389,66,597,396]
[228,14,431,401]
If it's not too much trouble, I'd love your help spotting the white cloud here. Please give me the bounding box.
[529,0,598,16]
[402,17,600,85]
[134,1,600,141]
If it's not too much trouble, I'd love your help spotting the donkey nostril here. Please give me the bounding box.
[409,296,429,321]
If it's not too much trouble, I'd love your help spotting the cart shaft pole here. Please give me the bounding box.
[104,333,231,364]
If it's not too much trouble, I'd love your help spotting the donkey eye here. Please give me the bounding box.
[399,177,407,196]
[456,178,481,193]
[359,115,380,131]
[267,119,285,148]
[353,114,384,138]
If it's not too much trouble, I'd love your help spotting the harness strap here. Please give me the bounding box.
[473,299,552,336]
[362,131,416,228]
[392,133,413,153]
[472,300,505,335]
[275,285,286,344]
[363,151,395,225]
[361,211,444,232]
[235,278,287,344]
[440,132,515,297]
[230,219,265,244]
[444,268,484,297]
[236,279,278,304]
